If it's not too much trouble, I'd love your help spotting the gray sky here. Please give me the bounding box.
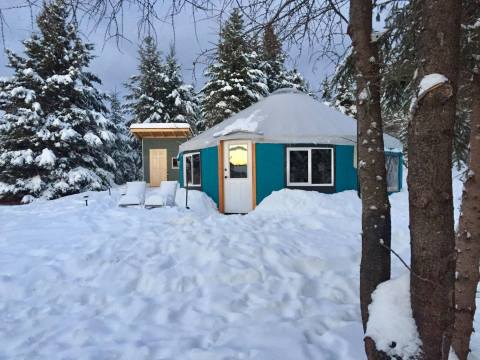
[0,2,337,96]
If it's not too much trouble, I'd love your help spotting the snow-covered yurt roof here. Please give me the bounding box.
[179,88,402,152]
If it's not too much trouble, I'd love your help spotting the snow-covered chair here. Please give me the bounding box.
[118,181,146,207]
[144,181,178,208]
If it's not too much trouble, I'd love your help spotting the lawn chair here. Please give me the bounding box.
[144,181,178,208]
[118,181,146,207]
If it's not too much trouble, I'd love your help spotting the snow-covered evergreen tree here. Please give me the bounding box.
[0,0,115,202]
[201,9,268,128]
[125,39,199,127]
[109,91,139,184]
[124,36,167,124]
[162,46,200,127]
[321,54,357,117]
[261,24,311,94]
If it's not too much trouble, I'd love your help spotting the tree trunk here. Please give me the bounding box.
[452,69,480,359]
[347,0,391,357]
[408,1,462,359]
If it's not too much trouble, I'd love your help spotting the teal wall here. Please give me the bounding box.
[179,154,183,188]
[178,147,219,206]
[335,145,358,192]
[178,142,402,210]
[200,147,219,205]
[255,143,286,205]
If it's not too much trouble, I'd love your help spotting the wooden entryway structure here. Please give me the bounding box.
[130,123,192,186]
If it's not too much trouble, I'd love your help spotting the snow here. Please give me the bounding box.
[8,149,34,166]
[359,88,369,101]
[60,128,80,140]
[144,181,178,207]
[36,148,56,167]
[366,274,421,358]
[83,132,102,146]
[118,181,146,206]
[0,172,478,359]
[67,167,103,188]
[418,73,449,99]
[47,74,73,84]
[213,110,261,137]
[10,86,35,103]
[130,122,191,129]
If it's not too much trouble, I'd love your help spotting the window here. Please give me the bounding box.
[385,154,400,192]
[228,144,248,178]
[287,147,334,186]
[171,157,179,169]
[183,152,201,186]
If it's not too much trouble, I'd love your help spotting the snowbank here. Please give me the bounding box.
[252,188,360,229]
[175,188,218,214]
[366,274,422,358]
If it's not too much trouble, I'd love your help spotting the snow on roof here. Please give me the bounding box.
[130,123,191,130]
[213,110,263,137]
[180,89,402,152]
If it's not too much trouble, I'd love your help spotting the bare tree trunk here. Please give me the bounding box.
[408,1,462,359]
[452,68,480,359]
[347,0,391,357]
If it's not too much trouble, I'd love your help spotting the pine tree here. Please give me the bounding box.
[0,0,115,202]
[201,9,268,128]
[322,55,357,117]
[125,39,199,128]
[261,23,285,92]
[162,46,200,127]
[124,36,167,124]
[261,23,311,94]
[109,91,139,184]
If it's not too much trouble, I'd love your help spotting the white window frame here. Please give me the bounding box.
[286,147,334,187]
[171,157,179,169]
[183,152,201,187]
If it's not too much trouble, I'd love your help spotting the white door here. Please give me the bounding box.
[223,140,253,213]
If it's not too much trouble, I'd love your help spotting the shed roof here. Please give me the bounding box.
[130,122,192,139]
[179,88,402,152]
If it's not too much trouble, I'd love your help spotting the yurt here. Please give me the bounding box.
[179,88,403,214]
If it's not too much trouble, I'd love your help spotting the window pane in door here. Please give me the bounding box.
[192,153,201,185]
[312,149,332,184]
[229,144,248,178]
[289,150,309,183]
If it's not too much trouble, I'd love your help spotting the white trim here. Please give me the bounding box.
[171,157,179,169]
[286,147,334,187]
[141,139,145,181]
[223,140,253,213]
[183,152,201,186]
